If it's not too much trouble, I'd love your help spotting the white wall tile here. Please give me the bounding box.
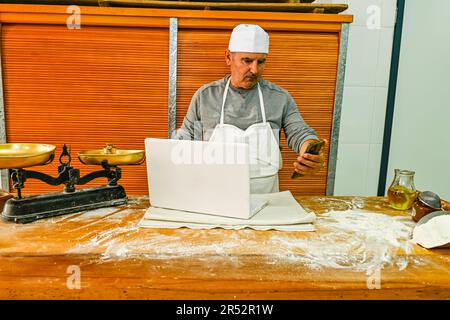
[370,87,388,143]
[314,0,396,28]
[337,0,382,27]
[365,143,383,195]
[334,143,370,196]
[345,25,380,86]
[375,27,394,87]
[339,86,375,144]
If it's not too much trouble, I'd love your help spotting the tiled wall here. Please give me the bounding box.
[316,0,397,195]
[386,0,450,200]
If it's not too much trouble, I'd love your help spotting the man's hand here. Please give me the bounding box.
[441,199,450,211]
[293,139,328,176]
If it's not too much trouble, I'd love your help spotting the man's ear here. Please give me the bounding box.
[224,49,232,66]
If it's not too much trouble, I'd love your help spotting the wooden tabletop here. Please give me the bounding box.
[0,195,449,300]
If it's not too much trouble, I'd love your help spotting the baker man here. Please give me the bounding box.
[174,24,327,194]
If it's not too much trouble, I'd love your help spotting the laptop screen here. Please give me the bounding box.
[145,138,254,218]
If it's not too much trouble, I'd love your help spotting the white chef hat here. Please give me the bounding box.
[228,24,269,54]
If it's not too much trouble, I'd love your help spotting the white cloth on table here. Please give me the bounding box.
[139,191,316,232]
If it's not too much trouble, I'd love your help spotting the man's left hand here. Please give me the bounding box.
[293,139,328,176]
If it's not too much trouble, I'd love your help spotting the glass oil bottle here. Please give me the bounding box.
[387,169,417,210]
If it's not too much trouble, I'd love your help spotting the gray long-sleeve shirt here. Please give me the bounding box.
[173,75,317,154]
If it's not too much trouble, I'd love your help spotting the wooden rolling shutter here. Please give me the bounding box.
[177,28,338,196]
[2,24,169,195]
[0,6,349,197]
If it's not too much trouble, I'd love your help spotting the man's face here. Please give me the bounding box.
[225,50,267,90]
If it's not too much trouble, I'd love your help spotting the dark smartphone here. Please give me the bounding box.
[291,139,325,179]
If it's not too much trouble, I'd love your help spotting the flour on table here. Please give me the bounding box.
[270,209,418,272]
[67,207,119,221]
[68,206,422,272]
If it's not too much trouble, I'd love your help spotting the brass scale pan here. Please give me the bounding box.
[0,143,144,169]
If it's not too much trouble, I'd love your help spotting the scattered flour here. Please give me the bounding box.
[270,209,419,272]
[68,206,423,272]
[67,207,119,221]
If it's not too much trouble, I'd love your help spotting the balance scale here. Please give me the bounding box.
[0,143,144,224]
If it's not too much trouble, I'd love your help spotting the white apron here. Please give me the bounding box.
[209,78,282,194]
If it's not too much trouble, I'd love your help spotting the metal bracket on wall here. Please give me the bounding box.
[0,23,10,192]
[168,17,178,138]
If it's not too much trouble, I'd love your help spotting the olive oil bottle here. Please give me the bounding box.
[387,169,417,210]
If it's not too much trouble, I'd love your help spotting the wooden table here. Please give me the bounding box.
[0,196,449,300]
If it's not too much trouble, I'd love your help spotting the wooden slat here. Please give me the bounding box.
[0,0,316,5]
[0,4,353,23]
[178,18,344,32]
[176,29,338,196]
[2,24,169,195]
[0,0,101,6]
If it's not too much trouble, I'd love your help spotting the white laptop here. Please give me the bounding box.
[144,138,267,219]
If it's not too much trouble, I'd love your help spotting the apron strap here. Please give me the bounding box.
[220,77,267,124]
[220,78,231,125]
[257,83,266,123]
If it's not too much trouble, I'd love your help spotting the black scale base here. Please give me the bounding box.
[1,185,127,224]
